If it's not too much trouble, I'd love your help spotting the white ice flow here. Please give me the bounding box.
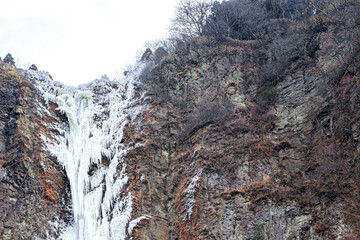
[27,64,146,240]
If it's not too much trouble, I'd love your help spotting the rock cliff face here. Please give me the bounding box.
[0,62,68,239]
[0,4,359,240]
[124,15,359,239]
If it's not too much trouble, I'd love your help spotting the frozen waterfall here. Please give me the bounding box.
[28,65,146,240]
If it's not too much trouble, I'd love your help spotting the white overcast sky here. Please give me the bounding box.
[0,0,178,85]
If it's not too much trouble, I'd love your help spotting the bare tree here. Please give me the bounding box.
[170,0,214,40]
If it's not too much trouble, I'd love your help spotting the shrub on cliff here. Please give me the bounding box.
[185,90,234,136]
[199,0,318,41]
[167,0,359,88]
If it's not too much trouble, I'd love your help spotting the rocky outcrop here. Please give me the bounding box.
[0,62,68,239]
[3,54,15,66]
[124,16,360,240]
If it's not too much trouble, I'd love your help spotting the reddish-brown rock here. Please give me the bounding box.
[124,16,360,239]
[0,1,359,239]
[0,62,68,239]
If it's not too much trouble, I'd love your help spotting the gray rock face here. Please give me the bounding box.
[141,48,153,62]
[154,47,168,64]
[124,29,359,239]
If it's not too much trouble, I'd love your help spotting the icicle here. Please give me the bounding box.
[28,62,149,240]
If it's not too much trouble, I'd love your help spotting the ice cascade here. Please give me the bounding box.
[28,65,146,240]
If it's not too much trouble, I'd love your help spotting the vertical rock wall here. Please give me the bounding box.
[125,26,359,239]
[0,62,68,239]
